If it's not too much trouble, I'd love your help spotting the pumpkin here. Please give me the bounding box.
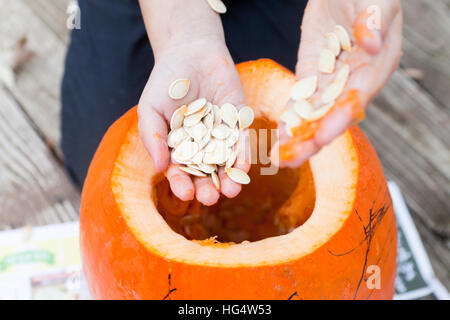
[80,59,397,300]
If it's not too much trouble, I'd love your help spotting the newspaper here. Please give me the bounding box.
[0,182,448,300]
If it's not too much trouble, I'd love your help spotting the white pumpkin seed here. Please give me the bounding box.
[335,64,350,85]
[226,149,237,168]
[212,104,222,126]
[293,99,314,120]
[212,124,231,139]
[318,49,336,74]
[220,103,238,128]
[280,108,302,128]
[207,0,227,14]
[225,128,239,147]
[203,112,214,129]
[179,166,207,177]
[326,32,341,56]
[238,106,255,129]
[198,130,211,150]
[173,140,199,161]
[185,98,207,116]
[183,106,206,127]
[334,25,352,52]
[167,127,187,148]
[170,105,187,130]
[191,150,204,165]
[214,140,228,164]
[309,101,335,121]
[185,122,207,142]
[225,167,250,185]
[204,139,217,153]
[168,79,190,100]
[198,163,217,174]
[290,76,318,100]
[211,171,220,190]
[321,82,342,105]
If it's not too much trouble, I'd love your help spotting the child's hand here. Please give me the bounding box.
[271,0,402,167]
[137,39,250,206]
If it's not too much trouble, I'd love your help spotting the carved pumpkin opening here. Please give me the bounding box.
[154,118,316,243]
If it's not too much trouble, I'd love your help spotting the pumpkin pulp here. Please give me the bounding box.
[154,117,316,244]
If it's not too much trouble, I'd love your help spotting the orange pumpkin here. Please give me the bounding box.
[80,59,397,300]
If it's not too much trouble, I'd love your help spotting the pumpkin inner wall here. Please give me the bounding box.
[153,118,316,244]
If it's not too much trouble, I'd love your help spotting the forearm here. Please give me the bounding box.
[138,0,225,60]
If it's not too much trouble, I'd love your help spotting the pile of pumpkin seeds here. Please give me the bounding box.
[167,81,254,189]
[281,25,352,136]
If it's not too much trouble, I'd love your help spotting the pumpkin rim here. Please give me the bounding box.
[109,119,359,267]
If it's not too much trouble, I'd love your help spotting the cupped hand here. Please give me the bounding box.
[271,0,402,167]
[137,39,250,206]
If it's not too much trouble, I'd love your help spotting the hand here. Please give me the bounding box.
[137,38,250,206]
[271,0,402,167]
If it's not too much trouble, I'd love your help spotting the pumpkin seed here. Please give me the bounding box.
[203,112,214,129]
[335,64,350,85]
[170,105,187,130]
[173,140,199,161]
[334,25,352,52]
[211,171,220,190]
[204,139,216,153]
[198,130,211,150]
[168,79,190,100]
[238,106,255,129]
[179,166,207,177]
[226,149,237,168]
[318,49,336,74]
[212,104,222,126]
[185,98,207,116]
[290,76,318,100]
[225,167,250,185]
[207,0,227,14]
[183,106,206,127]
[326,32,341,56]
[293,99,314,120]
[212,124,231,139]
[167,127,187,148]
[225,128,239,147]
[213,140,228,164]
[191,150,205,165]
[309,101,335,121]
[185,122,208,142]
[221,103,238,128]
[198,163,217,174]
[280,108,301,128]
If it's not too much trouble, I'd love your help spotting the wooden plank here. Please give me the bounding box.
[23,0,70,45]
[361,70,450,237]
[0,86,79,230]
[0,0,69,155]
[402,0,450,108]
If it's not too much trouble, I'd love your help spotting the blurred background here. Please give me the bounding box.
[0,0,448,297]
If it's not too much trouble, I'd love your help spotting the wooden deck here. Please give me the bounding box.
[0,0,448,290]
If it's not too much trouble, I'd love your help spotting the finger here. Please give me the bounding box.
[193,176,220,206]
[218,166,241,199]
[354,0,401,55]
[166,164,195,201]
[137,107,170,172]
